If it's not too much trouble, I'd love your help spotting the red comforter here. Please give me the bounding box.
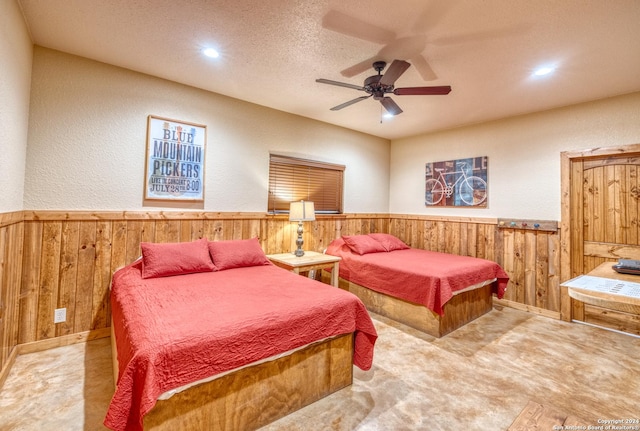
[105,260,377,431]
[326,239,509,315]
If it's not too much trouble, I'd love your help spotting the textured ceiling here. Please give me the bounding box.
[17,0,640,140]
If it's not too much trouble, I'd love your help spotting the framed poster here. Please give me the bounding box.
[425,156,488,207]
[144,115,206,201]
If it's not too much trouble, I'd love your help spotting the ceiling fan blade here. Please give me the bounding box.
[340,56,378,78]
[379,97,403,116]
[394,86,452,96]
[316,78,365,91]
[411,55,438,81]
[379,60,411,87]
[322,10,395,45]
[330,95,372,111]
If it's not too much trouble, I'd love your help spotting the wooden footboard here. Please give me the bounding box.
[110,327,354,431]
[326,274,493,337]
[110,319,118,387]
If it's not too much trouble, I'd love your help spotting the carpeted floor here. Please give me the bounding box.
[1,306,638,430]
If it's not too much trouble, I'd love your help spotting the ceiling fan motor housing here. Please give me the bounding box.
[364,74,393,99]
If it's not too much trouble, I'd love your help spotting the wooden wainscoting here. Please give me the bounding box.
[3,210,565,351]
[15,211,389,345]
[0,212,24,385]
[388,215,562,319]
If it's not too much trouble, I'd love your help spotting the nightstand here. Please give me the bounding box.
[266,251,341,287]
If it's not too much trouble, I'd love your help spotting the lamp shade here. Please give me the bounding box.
[289,201,315,221]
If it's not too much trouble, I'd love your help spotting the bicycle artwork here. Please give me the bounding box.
[425,157,488,207]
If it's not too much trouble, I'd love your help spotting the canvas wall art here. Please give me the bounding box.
[425,156,488,207]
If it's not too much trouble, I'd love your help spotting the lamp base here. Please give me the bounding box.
[294,221,305,257]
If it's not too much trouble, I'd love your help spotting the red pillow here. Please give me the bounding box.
[208,238,271,271]
[342,234,387,255]
[368,233,410,252]
[325,237,346,256]
[140,238,215,278]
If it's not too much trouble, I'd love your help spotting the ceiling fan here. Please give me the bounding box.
[316,59,451,116]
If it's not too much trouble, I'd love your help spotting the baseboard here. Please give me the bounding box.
[16,327,111,355]
[494,298,561,320]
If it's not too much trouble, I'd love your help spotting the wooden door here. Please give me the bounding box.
[582,157,640,271]
[560,144,640,332]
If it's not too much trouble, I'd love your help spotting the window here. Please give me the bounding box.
[268,154,344,214]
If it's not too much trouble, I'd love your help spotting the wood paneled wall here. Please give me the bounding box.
[0,212,24,377]
[1,210,562,365]
[15,212,389,346]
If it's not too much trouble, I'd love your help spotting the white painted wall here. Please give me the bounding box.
[0,0,32,212]
[390,92,640,220]
[16,42,640,219]
[25,47,390,212]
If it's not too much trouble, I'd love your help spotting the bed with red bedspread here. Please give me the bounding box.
[324,234,509,336]
[105,238,377,431]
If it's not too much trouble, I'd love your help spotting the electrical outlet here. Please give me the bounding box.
[54,308,66,323]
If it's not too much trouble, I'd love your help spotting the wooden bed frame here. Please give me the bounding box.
[323,274,494,337]
[110,323,354,430]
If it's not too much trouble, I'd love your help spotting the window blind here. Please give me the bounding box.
[268,154,344,214]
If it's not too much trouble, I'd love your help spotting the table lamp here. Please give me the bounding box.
[289,200,315,257]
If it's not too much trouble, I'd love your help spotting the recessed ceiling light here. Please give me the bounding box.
[533,66,555,76]
[203,48,219,58]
